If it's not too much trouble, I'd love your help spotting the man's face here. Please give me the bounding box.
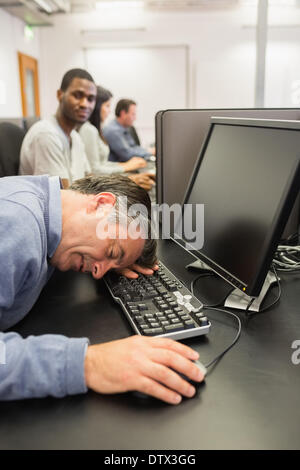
[122,104,137,127]
[58,77,97,125]
[51,221,145,280]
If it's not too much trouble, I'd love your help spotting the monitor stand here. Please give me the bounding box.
[186,260,278,312]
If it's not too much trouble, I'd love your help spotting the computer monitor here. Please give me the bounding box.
[155,110,164,205]
[156,108,300,240]
[174,117,300,308]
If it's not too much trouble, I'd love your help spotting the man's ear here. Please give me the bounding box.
[86,192,116,215]
[57,89,63,103]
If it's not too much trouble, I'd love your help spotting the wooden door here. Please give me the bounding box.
[18,52,40,117]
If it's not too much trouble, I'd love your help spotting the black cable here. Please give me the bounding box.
[190,273,235,308]
[202,306,242,369]
[190,266,281,370]
[190,273,214,296]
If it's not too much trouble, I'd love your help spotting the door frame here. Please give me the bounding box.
[18,51,40,117]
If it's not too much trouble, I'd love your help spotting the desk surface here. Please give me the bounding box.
[0,239,299,450]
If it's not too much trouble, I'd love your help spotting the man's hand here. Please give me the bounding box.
[120,157,147,172]
[114,262,159,279]
[84,336,205,405]
[128,173,155,191]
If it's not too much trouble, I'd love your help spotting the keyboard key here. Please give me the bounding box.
[143,328,163,336]
[181,315,191,321]
[157,287,166,294]
[195,312,204,319]
[165,323,184,332]
[184,320,196,327]
[174,307,184,313]
[160,304,169,310]
[138,304,147,310]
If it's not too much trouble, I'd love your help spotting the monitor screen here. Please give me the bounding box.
[156,108,300,240]
[179,118,300,297]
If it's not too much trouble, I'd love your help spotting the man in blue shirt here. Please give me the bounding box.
[0,174,203,404]
[103,99,156,163]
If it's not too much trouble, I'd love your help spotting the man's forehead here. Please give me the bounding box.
[67,77,96,93]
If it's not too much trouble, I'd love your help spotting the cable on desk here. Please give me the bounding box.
[190,273,235,308]
[191,266,280,370]
[273,244,300,273]
[202,306,242,369]
[190,273,215,295]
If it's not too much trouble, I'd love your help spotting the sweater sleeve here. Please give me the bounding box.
[0,331,89,400]
[103,126,150,162]
[0,201,89,400]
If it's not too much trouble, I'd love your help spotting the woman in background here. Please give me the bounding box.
[79,86,147,175]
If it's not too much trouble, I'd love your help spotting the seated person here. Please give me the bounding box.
[103,99,155,163]
[79,87,154,192]
[0,173,204,404]
[19,68,97,189]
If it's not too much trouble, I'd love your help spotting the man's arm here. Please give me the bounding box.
[0,204,88,400]
[0,331,88,400]
[103,126,151,162]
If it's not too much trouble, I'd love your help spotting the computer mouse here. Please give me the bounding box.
[131,360,207,400]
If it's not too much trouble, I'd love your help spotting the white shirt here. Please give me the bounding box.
[79,121,124,175]
[19,116,91,184]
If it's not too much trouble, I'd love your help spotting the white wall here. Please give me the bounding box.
[0,8,40,118]
[38,4,259,144]
[2,2,300,141]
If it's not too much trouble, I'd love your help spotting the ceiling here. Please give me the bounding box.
[0,0,242,26]
[2,1,299,27]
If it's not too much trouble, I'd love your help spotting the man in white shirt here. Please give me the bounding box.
[19,68,97,189]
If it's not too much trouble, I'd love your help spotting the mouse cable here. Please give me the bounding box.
[190,274,235,308]
[202,306,242,370]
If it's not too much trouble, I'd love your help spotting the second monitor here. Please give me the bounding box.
[156,108,300,240]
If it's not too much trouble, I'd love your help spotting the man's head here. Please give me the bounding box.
[115,99,137,127]
[57,68,97,126]
[50,175,157,279]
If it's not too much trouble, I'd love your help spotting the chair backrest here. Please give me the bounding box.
[0,117,24,129]
[0,122,26,177]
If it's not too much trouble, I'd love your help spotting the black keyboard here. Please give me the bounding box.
[104,262,211,340]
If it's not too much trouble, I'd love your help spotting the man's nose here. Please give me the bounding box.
[91,261,112,280]
[79,96,89,108]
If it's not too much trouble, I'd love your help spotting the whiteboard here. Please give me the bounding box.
[84,45,188,146]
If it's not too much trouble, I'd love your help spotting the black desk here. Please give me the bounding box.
[0,239,300,450]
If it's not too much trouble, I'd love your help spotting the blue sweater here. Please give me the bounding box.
[0,175,88,400]
[103,119,151,162]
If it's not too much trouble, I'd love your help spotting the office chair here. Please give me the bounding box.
[0,122,26,177]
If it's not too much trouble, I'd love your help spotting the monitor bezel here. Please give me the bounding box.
[180,117,300,297]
